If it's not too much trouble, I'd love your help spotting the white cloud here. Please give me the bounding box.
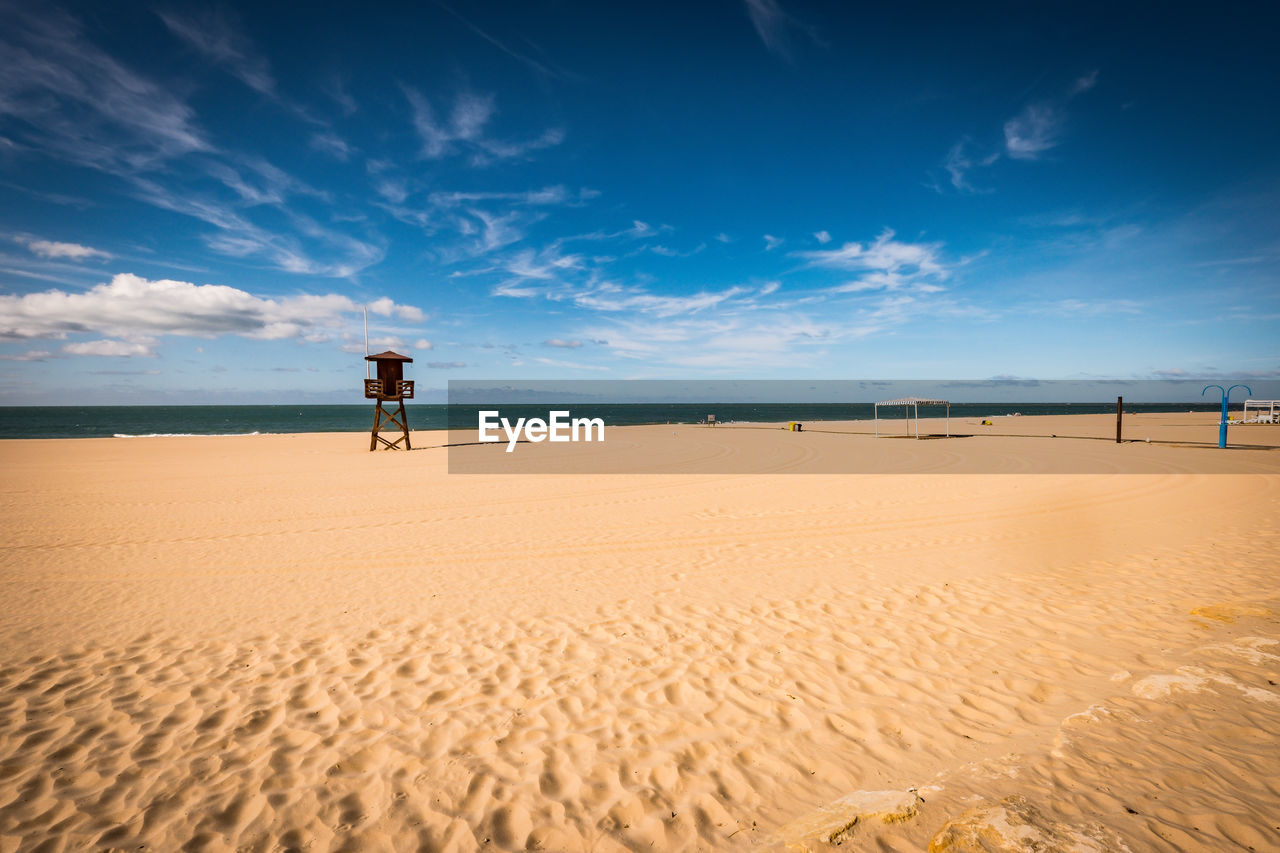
[309,131,352,161]
[414,339,433,350]
[0,348,51,361]
[583,314,834,369]
[62,339,154,357]
[367,297,425,322]
[0,273,422,348]
[1004,104,1062,160]
[403,87,564,163]
[430,186,571,207]
[814,230,831,244]
[531,356,609,371]
[468,209,527,254]
[544,338,582,348]
[764,234,784,250]
[760,281,780,295]
[427,361,465,369]
[573,285,750,318]
[794,229,950,295]
[22,239,111,260]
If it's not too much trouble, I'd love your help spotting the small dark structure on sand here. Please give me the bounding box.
[364,350,414,451]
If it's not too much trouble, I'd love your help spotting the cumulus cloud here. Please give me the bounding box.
[22,238,111,260]
[544,338,582,348]
[62,339,154,357]
[814,230,831,244]
[764,234,784,250]
[367,297,426,322]
[0,274,423,349]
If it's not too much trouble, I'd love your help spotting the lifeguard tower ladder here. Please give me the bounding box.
[364,350,414,451]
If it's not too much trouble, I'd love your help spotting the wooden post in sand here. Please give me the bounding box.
[1115,396,1123,444]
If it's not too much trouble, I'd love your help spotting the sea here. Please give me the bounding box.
[0,402,1223,439]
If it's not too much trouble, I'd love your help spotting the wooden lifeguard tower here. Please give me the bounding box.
[364,350,414,451]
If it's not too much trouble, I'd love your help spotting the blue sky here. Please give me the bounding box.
[0,0,1277,403]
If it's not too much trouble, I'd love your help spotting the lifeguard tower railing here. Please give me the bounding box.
[364,379,415,400]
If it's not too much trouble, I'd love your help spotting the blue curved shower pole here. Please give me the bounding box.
[1202,384,1252,448]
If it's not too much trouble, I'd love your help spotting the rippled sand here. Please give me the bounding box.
[1,425,1278,851]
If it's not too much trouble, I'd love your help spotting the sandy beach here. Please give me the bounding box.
[2,418,1279,851]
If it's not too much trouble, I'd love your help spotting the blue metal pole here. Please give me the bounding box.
[1220,396,1229,448]
[1203,384,1253,448]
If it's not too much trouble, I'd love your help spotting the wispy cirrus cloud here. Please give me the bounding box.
[309,131,353,161]
[403,87,564,165]
[933,70,1100,192]
[564,283,752,319]
[743,0,820,61]
[1,7,384,278]
[1003,104,1063,161]
[433,0,576,81]
[793,229,951,293]
[321,74,358,116]
[1003,70,1099,161]
[0,6,209,174]
[132,177,384,277]
[942,137,999,193]
[157,7,276,97]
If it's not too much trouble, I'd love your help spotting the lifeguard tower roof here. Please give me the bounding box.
[366,350,413,363]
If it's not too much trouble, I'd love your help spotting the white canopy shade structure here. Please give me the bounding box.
[874,397,950,438]
[1242,400,1279,423]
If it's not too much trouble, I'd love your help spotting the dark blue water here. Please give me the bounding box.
[0,403,1222,439]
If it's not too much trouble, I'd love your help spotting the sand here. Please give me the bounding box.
[1,418,1278,851]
